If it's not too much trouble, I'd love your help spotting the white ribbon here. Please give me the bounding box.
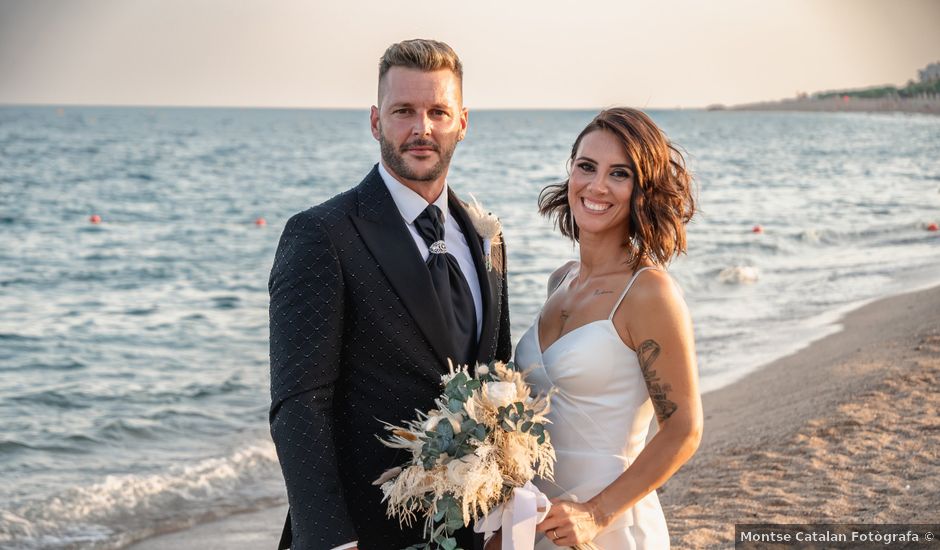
[474,481,551,550]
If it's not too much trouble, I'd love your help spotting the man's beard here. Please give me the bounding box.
[379,132,457,183]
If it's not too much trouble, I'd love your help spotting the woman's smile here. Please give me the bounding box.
[581,197,613,213]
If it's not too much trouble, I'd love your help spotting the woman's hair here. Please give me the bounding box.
[538,107,696,270]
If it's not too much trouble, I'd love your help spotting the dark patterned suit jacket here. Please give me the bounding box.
[269,165,512,549]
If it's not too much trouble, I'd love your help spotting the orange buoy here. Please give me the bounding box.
[928,222,939,232]
[255,217,267,227]
[752,224,763,234]
[89,214,101,224]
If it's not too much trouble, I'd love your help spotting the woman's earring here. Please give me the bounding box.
[569,213,576,245]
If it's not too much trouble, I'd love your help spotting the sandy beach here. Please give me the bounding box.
[126,285,940,549]
[662,284,940,547]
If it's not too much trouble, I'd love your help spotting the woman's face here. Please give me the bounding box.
[567,129,635,239]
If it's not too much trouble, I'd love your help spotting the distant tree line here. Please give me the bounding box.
[815,71,940,100]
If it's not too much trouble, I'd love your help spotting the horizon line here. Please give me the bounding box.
[0,101,709,111]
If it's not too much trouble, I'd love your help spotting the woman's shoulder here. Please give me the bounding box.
[546,260,578,296]
[626,266,684,309]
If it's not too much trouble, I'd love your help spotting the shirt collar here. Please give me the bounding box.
[378,161,449,224]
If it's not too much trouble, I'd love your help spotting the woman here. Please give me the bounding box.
[495,107,702,548]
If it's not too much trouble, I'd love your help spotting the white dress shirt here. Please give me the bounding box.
[378,162,483,338]
[330,164,484,550]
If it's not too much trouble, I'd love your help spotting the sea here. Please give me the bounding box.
[1,106,938,549]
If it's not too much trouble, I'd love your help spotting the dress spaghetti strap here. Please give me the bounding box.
[608,266,659,321]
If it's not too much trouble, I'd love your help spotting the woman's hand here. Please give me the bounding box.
[535,498,605,546]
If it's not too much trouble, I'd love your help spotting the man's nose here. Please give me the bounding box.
[412,112,432,136]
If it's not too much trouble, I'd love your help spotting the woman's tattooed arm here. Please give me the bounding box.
[637,339,678,422]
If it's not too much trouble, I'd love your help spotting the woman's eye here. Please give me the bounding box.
[611,170,631,180]
[577,162,595,173]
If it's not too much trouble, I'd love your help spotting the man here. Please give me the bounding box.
[269,39,511,550]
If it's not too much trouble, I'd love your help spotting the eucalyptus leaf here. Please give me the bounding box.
[437,419,454,438]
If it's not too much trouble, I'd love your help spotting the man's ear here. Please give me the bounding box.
[370,105,381,141]
[458,107,468,141]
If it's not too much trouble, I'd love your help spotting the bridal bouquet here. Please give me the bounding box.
[374,360,555,550]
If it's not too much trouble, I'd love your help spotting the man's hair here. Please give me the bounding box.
[378,39,463,98]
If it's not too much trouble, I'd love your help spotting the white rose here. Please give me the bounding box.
[475,365,489,376]
[424,415,442,432]
[485,381,517,408]
[446,455,480,485]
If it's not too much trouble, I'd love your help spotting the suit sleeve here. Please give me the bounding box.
[269,212,358,548]
[495,233,512,363]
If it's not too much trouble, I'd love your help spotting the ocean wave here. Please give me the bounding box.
[0,333,42,342]
[0,442,281,549]
[784,221,933,246]
[717,266,760,284]
[97,418,166,441]
[7,359,87,372]
[9,389,92,409]
[0,439,95,456]
[179,378,248,399]
[210,295,241,309]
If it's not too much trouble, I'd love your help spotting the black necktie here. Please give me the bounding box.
[413,204,477,366]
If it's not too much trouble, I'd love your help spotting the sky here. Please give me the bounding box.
[0,0,938,109]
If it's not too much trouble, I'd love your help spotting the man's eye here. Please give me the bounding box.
[432,109,448,117]
[394,108,411,115]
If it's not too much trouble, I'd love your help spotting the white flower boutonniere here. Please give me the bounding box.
[465,194,502,272]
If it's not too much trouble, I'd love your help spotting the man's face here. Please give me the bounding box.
[371,67,468,188]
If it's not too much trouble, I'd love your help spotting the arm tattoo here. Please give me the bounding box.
[593,289,614,296]
[560,310,570,328]
[637,339,678,422]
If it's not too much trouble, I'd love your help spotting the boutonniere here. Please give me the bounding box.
[465,194,502,272]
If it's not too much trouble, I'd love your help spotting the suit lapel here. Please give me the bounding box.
[351,167,456,365]
[448,190,501,364]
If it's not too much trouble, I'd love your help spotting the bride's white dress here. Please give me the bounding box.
[514,266,670,549]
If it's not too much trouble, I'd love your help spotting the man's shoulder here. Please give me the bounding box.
[288,166,382,231]
[290,188,358,230]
